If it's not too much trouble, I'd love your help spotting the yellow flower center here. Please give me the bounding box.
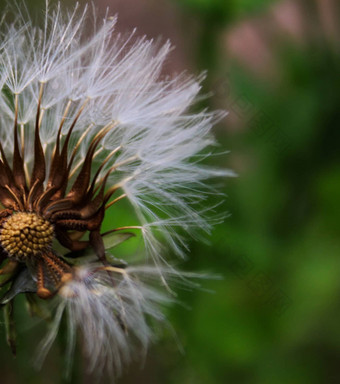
[0,212,54,261]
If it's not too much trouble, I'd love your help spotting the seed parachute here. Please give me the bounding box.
[0,1,232,377]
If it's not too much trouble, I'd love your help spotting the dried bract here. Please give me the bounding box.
[0,1,232,377]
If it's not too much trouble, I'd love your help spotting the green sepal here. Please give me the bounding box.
[3,300,16,356]
[104,253,128,267]
[0,269,36,305]
[25,293,52,321]
[102,231,135,250]
[52,239,70,256]
[0,262,19,288]
[0,273,14,288]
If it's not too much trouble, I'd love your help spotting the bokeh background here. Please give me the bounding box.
[0,0,339,383]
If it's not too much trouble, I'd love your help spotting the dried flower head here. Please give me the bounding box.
[0,1,232,378]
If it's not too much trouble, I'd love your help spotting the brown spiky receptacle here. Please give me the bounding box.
[0,85,121,299]
[0,2,234,376]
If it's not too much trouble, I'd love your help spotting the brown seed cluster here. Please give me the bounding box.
[0,212,54,261]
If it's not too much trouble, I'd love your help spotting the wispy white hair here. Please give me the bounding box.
[0,2,233,264]
[0,0,232,377]
[36,265,175,378]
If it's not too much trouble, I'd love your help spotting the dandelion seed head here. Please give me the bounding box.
[0,0,232,378]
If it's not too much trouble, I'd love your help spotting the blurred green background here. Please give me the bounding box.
[0,0,339,383]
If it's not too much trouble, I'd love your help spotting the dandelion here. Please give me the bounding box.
[0,1,232,378]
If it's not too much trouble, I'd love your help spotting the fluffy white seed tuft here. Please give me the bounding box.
[0,2,233,266]
[36,265,174,378]
[0,1,233,377]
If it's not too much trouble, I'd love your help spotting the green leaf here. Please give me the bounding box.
[3,301,16,356]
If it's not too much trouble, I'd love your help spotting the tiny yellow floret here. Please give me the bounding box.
[0,212,54,261]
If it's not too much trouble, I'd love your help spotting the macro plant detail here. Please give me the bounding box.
[0,77,124,300]
[0,1,231,377]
